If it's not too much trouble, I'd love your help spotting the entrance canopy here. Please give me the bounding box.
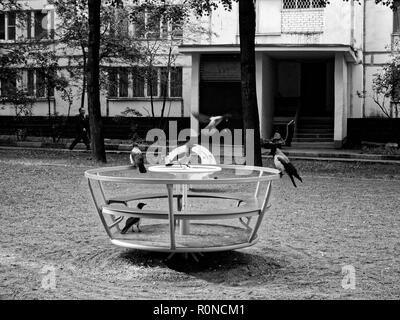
[179,43,359,63]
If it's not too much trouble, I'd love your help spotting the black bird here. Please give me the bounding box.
[130,144,146,173]
[270,145,303,188]
[192,111,232,136]
[121,203,146,234]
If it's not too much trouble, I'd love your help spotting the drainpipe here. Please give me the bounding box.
[351,0,355,47]
[362,0,366,118]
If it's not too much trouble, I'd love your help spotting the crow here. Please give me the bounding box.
[120,203,146,234]
[269,145,303,188]
[192,112,232,136]
[130,144,147,173]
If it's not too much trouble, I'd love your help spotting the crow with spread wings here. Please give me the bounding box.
[192,111,232,136]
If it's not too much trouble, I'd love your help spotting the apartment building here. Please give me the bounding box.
[180,0,398,147]
[0,0,398,147]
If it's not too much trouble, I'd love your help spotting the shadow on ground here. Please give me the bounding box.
[118,249,285,285]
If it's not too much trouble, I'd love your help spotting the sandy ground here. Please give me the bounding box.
[0,148,399,300]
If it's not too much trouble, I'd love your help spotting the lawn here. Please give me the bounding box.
[0,148,399,299]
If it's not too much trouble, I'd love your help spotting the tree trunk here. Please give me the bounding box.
[238,0,262,166]
[81,44,87,110]
[161,47,172,119]
[87,0,106,162]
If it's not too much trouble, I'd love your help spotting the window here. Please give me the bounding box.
[160,67,169,98]
[22,69,54,98]
[132,7,182,39]
[283,0,325,9]
[27,69,35,95]
[36,70,46,98]
[108,67,183,98]
[108,68,129,98]
[26,12,32,39]
[171,20,183,38]
[108,69,118,97]
[7,12,16,40]
[119,69,129,97]
[0,13,5,40]
[0,74,17,97]
[170,67,182,98]
[147,12,161,39]
[147,68,158,97]
[34,11,48,40]
[132,67,145,97]
[133,11,146,38]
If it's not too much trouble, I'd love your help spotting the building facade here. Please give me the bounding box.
[0,0,398,147]
[180,0,399,148]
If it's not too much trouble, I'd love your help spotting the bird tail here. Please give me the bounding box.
[120,203,146,234]
[138,163,147,173]
[294,172,303,183]
[289,174,297,188]
[121,218,134,234]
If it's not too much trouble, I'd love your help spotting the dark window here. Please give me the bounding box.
[312,0,326,8]
[27,12,32,39]
[0,13,5,40]
[1,74,17,96]
[27,70,34,95]
[108,69,118,97]
[134,11,145,38]
[36,70,46,98]
[147,12,160,38]
[160,67,169,98]
[171,20,183,38]
[146,68,158,97]
[283,0,325,9]
[35,11,48,40]
[47,70,55,97]
[132,67,145,97]
[170,67,182,97]
[8,12,16,40]
[161,17,168,39]
[119,69,129,97]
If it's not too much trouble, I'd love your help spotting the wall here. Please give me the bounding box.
[201,0,358,46]
[363,0,394,118]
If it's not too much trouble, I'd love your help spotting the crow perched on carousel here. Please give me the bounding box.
[270,144,303,188]
[130,144,147,173]
[121,203,146,234]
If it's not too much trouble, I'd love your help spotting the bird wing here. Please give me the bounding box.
[274,155,287,172]
[204,116,223,130]
[192,112,211,124]
[276,149,290,163]
[277,157,298,177]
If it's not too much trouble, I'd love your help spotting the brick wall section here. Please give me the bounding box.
[282,9,324,33]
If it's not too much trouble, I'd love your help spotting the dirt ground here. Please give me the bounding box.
[0,148,399,300]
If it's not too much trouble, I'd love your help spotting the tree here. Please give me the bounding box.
[88,0,106,162]
[185,0,262,165]
[371,53,400,118]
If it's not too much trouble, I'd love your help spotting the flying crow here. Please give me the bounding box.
[270,145,303,188]
[130,144,147,173]
[192,112,232,136]
[121,203,146,234]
